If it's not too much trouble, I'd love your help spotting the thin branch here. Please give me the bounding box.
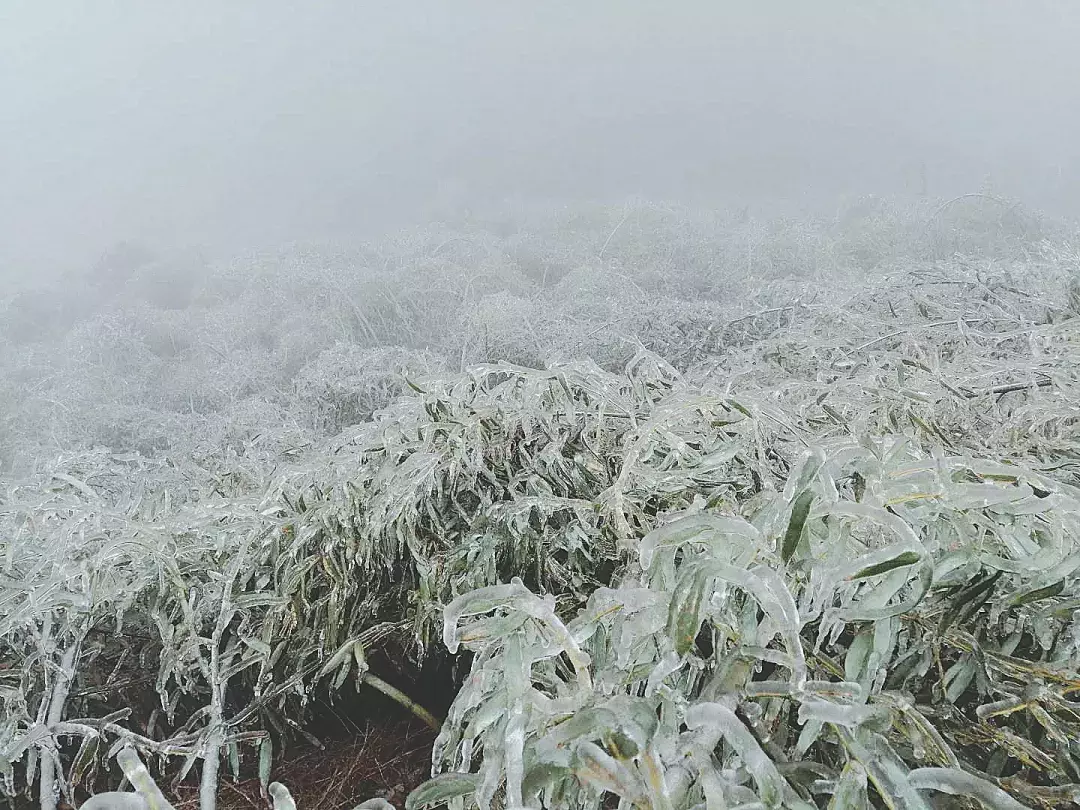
[598,208,632,259]
[359,671,443,732]
[841,317,1016,358]
[961,377,1054,399]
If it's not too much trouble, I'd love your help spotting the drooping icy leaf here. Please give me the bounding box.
[351,800,397,810]
[572,741,645,804]
[907,767,1034,810]
[667,564,710,656]
[638,514,762,576]
[645,650,684,696]
[78,793,151,809]
[258,737,273,792]
[115,748,176,810]
[406,773,482,810]
[782,489,815,563]
[849,550,922,580]
[269,782,298,810]
[797,697,883,729]
[834,728,931,810]
[826,760,868,810]
[686,702,814,810]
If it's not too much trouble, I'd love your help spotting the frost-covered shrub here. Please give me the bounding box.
[294,343,446,433]
[118,255,203,310]
[548,264,631,320]
[461,292,549,368]
[925,194,1047,261]
[834,195,933,269]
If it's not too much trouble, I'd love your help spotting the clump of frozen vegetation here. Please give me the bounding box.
[421,439,1080,810]
[1,196,1079,808]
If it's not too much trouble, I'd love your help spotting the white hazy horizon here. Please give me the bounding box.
[3,1,1079,274]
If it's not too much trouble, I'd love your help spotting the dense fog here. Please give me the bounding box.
[5,6,1080,809]
[3,1,1079,274]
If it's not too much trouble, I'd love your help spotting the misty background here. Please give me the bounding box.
[2,1,1078,278]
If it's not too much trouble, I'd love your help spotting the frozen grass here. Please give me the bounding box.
[1,196,1079,809]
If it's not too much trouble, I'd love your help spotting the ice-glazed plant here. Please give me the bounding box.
[413,438,1080,810]
[0,469,171,810]
[2,199,1079,808]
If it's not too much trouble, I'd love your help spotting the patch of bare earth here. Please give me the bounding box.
[167,722,435,810]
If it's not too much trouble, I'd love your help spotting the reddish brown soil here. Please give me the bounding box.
[168,722,436,810]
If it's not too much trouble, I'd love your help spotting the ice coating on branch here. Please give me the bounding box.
[79,794,151,810]
[907,768,1035,810]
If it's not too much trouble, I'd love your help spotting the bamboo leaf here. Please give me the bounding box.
[782,490,815,563]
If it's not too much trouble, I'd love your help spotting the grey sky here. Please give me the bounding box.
[2,2,1078,272]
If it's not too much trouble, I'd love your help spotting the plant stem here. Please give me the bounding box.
[39,639,80,810]
[360,672,442,731]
